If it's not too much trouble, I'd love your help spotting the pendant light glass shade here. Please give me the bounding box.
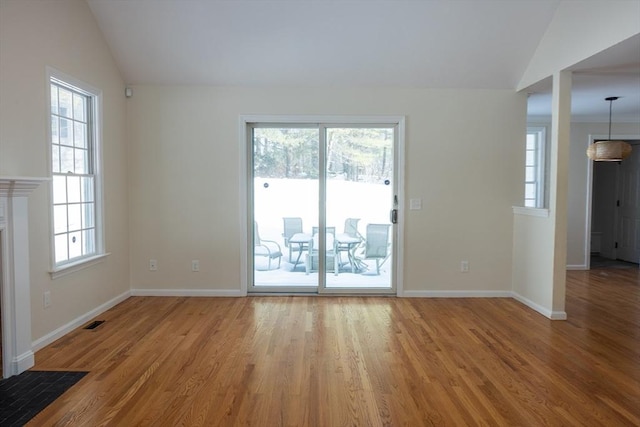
[586,97,632,162]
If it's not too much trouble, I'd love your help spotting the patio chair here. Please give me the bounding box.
[363,224,391,275]
[343,218,363,240]
[305,227,338,275]
[337,218,364,272]
[254,221,282,270]
[282,217,305,262]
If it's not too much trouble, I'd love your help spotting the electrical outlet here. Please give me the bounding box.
[149,259,158,271]
[43,291,51,308]
[192,260,199,272]
[461,260,469,273]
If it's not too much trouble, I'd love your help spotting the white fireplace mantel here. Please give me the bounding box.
[0,176,48,377]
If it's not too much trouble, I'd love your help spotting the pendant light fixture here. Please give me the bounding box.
[586,97,632,161]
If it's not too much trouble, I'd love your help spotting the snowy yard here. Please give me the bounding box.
[253,177,393,289]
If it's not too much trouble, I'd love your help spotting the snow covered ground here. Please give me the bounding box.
[253,177,393,289]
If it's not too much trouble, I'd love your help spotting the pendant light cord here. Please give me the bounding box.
[605,96,618,140]
[608,98,612,140]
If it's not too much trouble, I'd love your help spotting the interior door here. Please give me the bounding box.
[616,142,640,263]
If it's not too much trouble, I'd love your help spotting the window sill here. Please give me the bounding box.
[512,206,550,217]
[49,253,111,280]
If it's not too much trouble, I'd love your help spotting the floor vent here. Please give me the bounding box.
[84,320,105,330]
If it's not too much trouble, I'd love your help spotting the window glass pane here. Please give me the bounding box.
[67,176,81,203]
[60,146,74,173]
[73,93,86,122]
[52,144,60,173]
[525,183,536,199]
[51,77,99,266]
[75,148,87,174]
[81,177,94,202]
[74,122,86,148]
[51,85,59,115]
[59,118,72,146]
[525,166,535,182]
[524,199,535,208]
[68,203,81,232]
[83,229,95,255]
[53,205,68,234]
[53,175,67,204]
[51,117,59,145]
[68,231,82,259]
[55,234,68,263]
[525,150,535,166]
[58,87,73,118]
[526,134,536,150]
[81,203,94,228]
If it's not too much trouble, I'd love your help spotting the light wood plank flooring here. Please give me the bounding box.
[30,268,639,426]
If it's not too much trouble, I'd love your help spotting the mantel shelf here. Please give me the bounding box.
[0,177,49,196]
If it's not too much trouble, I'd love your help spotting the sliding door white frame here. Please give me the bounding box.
[239,115,405,295]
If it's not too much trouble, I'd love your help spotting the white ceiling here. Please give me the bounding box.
[86,0,640,121]
[526,33,640,122]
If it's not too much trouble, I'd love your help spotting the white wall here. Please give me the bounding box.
[518,0,640,90]
[512,213,554,309]
[514,1,639,319]
[567,122,640,267]
[528,120,640,267]
[127,86,525,294]
[0,0,129,341]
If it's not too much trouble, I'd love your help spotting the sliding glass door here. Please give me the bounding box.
[250,121,397,293]
[324,127,394,289]
[252,127,319,289]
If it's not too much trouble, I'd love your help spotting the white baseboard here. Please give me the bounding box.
[11,350,35,376]
[566,264,588,270]
[549,311,568,320]
[402,290,513,298]
[32,290,131,352]
[130,288,246,297]
[512,292,567,320]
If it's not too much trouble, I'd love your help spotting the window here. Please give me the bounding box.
[49,73,103,268]
[524,127,546,208]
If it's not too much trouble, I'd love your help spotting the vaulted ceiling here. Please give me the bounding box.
[86,0,639,121]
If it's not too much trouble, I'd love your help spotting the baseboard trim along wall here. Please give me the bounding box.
[130,288,246,297]
[404,290,567,320]
[512,292,568,320]
[566,265,588,270]
[13,350,35,376]
[403,290,513,298]
[32,290,131,352]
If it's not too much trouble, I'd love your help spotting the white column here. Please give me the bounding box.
[549,71,572,316]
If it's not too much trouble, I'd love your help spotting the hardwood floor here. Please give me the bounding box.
[30,268,639,426]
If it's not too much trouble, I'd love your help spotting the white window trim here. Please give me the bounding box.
[46,67,106,276]
[524,126,547,209]
[512,206,550,217]
[238,115,406,296]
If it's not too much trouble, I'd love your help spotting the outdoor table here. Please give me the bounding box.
[288,233,312,270]
[335,233,362,273]
[289,232,362,273]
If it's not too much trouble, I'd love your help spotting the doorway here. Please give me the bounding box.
[589,140,640,266]
[244,117,404,294]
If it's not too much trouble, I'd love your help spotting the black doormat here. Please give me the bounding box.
[0,370,88,426]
